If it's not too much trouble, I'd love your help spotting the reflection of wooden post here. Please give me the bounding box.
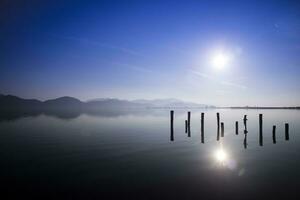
[259,114,263,146]
[187,111,191,137]
[285,123,289,141]
[221,122,224,137]
[185,120,188,133]
[243,134,247,149]
[170,110,174,141]
[235,121,238,135]
[201,113,204,143]
[272,125,276,144]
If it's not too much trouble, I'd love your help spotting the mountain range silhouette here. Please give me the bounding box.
[0,94,214,111]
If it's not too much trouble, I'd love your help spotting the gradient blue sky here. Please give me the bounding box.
[1,0,300,106]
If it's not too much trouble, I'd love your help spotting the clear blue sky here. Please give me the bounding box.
[1,0,300,106]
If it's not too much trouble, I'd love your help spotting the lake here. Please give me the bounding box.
[0,109,299,199]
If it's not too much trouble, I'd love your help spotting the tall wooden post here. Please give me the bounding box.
[187,111,191,137]
[259,114,263,146]
[201,112,204,143]
[217,112,220,129]
[170,110,174,141]
[235,121,238,135]
[217,113,220,141]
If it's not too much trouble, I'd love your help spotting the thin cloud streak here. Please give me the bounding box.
[220,81,247,90]
[190,70,247,90]
[50,34,145,57]
[190,70,214,80]
[111,62,153,73]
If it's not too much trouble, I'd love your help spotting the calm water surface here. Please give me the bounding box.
[0,109,299,199]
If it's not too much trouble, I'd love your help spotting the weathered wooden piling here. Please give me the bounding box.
[235,121,238,135]
[187,111,191,137]
[259,114,263,146]
[216,113,220,141]
[170,110,174,141]
[201,113,204,143]
[272,125,276,144]
[217,113,220,129]
[259,114,263,133]
[221,122,224,137]
[243,115,247,129]
[185,120,188,133]
[285,123,289,141]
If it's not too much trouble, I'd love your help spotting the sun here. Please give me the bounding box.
[211,52,230,70]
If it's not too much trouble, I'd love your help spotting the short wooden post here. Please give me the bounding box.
[235,121,238,135]
[272,125,276,144]
[185,120,188,133]
[285,123,289,141]
[259,114,263,146]
[187,111,191,137]
[221,122,224,137]
[201,113,204,143]
[170,110,174,141]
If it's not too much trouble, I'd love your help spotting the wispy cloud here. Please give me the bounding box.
[111,62,152,73]
[49,34,144,57]
[190,70,214,80]
[190,70,247,90]
[220,81,247,89]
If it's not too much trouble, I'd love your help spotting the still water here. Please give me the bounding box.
[0,109,299,199]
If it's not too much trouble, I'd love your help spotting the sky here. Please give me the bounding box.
[1,0,300,106]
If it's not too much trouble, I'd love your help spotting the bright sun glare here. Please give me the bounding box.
[211,52,230,70]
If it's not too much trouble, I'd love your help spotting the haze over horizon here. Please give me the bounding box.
[1,0,300,106]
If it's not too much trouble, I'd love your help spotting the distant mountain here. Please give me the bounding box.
[44,96,84,108]
[0,94,43,110]
[132,98,214,108]
[0,94,214,110]
[86,98,150,109]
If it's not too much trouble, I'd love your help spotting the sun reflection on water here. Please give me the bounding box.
[214,149,227,163]
[213,145,237,170]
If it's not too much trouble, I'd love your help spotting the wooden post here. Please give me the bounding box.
[244,117,248,149]
[221,122,224,137]
[217,113,220,141]
[185,120,188,134]
[285,123,289,141]
[187,111,191,137]
[259,114,263,146]
[235,121,238,135]
[170,110,174,141]
[243,115,247,130]
[217,112,220,129]
[272,125,276,144]
[201,113,204,143]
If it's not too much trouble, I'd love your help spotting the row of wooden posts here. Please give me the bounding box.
[170,111,290,146]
